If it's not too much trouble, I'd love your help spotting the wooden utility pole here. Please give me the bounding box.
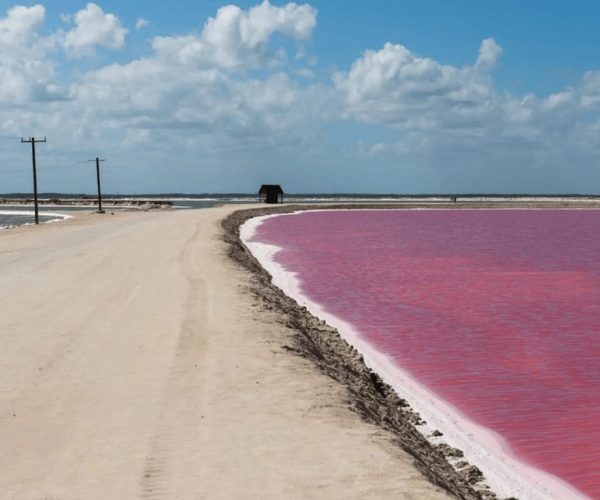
[20,137,47,224]
[88,157,105,213]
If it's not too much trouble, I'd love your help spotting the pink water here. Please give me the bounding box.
[251,209,600,498]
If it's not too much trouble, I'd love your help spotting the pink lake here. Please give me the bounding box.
[250,209,600,499]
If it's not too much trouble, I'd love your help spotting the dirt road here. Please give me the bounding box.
[0,207,450,499]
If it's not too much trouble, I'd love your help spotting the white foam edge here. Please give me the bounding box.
[0,211,73,230]
[0,210,73,218]
[240,211,588,500]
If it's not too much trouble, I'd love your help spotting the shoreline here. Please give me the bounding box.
[0,210,74,230]
[0,198,173,209]
[223,206,488,500]
[240,210,584,500]
[223,204,594,500]
[0,204,170,231]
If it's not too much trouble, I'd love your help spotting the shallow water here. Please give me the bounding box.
[0,211,65,228]
[252,209,600,499]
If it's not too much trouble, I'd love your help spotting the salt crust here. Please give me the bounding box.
[241,210,587,500]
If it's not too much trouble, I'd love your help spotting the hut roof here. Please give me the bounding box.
[258,184,284,195]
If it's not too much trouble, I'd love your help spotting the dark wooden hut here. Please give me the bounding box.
[258,184,284,204]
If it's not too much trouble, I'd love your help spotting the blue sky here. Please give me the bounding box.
[1,1,600,193]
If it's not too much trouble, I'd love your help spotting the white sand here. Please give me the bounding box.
[0,207,451,499]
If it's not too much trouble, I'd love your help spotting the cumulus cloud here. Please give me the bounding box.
[72,57,330,143]
[63,3,127,56]
[56,0,323,144]
[152,0,317,68]
[135,17,149,31]
[476,38,503,70]
[0,0,320,135]
[0,0,327,166]
[334,42,496,128]
[334,37,600,191]
[2,1,600,193]
[0,0,322,160]
[580,71,600,109]
[0,4,44,45]
[542,89,574,111]
[0,4,70,104]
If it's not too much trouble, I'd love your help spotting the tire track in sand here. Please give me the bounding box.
[141,219,209,499]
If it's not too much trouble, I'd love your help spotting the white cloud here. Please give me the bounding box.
[542,89,574,110]
[0,1,320,136]
[0,4,45,46]
[36,0,325,154]
[476,38,503,70]
[63,3,127,57]
[152,0,317,68]
[333,38,600,190]
[334,42,496,128]
[0,4,69,104]
[580,71,600,109]
[72,58,330,143]
[136,17,149,31]
[2,1,600,193]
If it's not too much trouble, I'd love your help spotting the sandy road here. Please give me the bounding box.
[0,207,450,499]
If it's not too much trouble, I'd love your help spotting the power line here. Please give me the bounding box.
[88,157,105,213]
[20,137,47,225]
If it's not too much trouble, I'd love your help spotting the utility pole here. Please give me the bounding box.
[21,137,47,225]
[88,157,105,213]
